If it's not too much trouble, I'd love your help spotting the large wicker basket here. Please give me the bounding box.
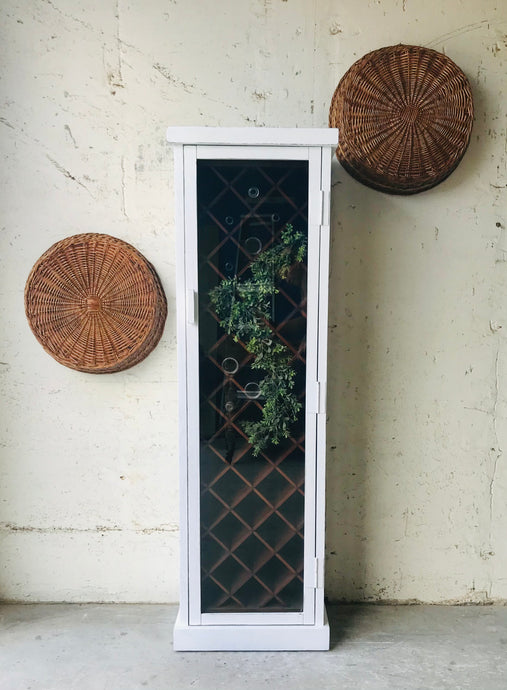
[25,233,167,373]
[329,44,474,194]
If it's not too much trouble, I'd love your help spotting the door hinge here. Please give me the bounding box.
[318,380,327,415]
[186,289,197,324]
[320,189,330,227]
[313,557,324,589]
[309,380,327,415]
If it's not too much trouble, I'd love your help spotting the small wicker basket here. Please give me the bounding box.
[25,233,167,373]
[329,44,474,194]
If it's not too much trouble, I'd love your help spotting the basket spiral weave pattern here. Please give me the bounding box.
[25,233,167,373]
[329,44,474,194]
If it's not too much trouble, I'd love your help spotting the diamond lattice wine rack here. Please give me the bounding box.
[167,127,338,651]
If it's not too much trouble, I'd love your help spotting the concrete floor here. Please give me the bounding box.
[0,604,506,690]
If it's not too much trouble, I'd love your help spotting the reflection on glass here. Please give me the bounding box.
[244,382,261,399]
[221,357,239,375]
[244,236,262,255]
[197,159,308,614]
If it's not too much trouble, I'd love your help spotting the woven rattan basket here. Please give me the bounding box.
[25,233,167,373]
[329,44,474,194]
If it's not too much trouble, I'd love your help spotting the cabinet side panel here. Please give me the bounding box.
[302,147,324,624]
[183,146,202,625]
[174,145,189,624]
[315,146,333,626]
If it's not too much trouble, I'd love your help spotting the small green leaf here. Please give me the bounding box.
[209,224,307,454]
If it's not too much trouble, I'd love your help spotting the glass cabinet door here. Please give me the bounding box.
[196,159,309,614]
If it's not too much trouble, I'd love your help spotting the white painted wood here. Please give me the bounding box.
[174,145,189,626]
[308,381,326,415]
[306,379,320,415]
[182,145,202,625]
[201,611,304,626]
[315,416,327,625]
[185,289,197,324]
[174,610,330,651]
[317,147,333,388]
[196,145,310,160]
[322,190,331,227]
[305,557,318,589]
[318,380,327,415]
[167,126,338,147]
[171,131,334,647]
[302,145,323,626]
[314,146,333,627]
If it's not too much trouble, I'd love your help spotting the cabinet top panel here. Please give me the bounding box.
[166,127,339,147]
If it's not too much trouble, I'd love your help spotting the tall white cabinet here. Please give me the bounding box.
[167,128,338,651]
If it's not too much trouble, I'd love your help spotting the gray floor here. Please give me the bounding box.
[0,604,506,690]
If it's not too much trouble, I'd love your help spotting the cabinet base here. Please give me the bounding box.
[173,609,330,651]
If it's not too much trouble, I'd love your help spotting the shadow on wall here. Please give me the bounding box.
[324,168,431,603]
[323,73,490,603]
[325,163,392,603]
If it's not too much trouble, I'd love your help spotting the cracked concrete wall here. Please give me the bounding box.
[0,0,506,603]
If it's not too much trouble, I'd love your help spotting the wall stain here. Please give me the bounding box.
[1,523,179,534]
[107,70,124,95]
[489,348,502,550]
[153,63,194,93]
[120,155,128,219]
[252,90,271,101]
[46,155,94,197]
[40,0,94,32]
[64,124,77,148]
[0,117,15,130]
[425,19,492,48]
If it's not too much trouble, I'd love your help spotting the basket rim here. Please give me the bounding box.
[329,43,474,194]
[25,233,167,374]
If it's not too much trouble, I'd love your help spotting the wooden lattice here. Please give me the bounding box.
[197,160,308,612]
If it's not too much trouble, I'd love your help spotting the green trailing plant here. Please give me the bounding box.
[209,224,307,455]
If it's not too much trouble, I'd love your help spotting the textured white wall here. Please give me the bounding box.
[0,0,506,603]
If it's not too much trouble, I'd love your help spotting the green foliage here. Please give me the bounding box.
[209,224,307,455]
